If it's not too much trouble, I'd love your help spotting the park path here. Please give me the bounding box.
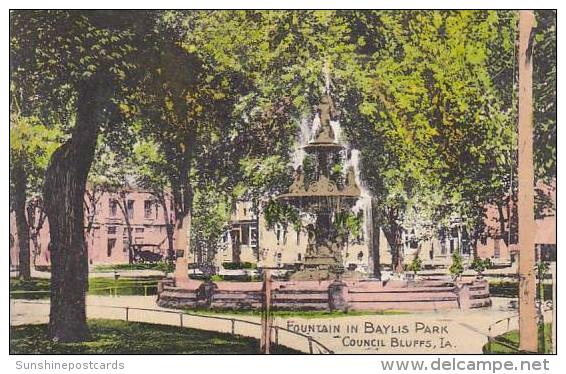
[10,296,551,354]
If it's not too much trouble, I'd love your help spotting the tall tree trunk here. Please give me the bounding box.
[383,208,403,273]
[44,75,112,342]
[174,204,192,259]
[369,198,381,279]
[173,138,194,263]
[116,194,134,263]
[496,201,509,246]
[157,193,175,262]
[13,164,31,280]
[391,225,403,273]
[27,200,48,270]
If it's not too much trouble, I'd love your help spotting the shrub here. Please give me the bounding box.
[449,252,464,280]
[221,262,256,270]
[470,257,492,275]
[408,255,423,275]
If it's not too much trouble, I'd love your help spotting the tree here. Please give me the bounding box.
[9,110,61,279]
[11,10,159,342]
[532,10,556,183]
[190,185,231,268]
[129,139,176,261]
[336,11,525,273]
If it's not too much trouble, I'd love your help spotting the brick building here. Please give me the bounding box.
[10,189,172,268]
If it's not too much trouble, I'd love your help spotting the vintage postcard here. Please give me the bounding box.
[8,8,556,360]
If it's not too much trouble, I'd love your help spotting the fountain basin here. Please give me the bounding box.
[157,278,491,312]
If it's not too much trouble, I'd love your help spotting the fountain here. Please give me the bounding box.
[278,93,361,280]
[157,88,491,313]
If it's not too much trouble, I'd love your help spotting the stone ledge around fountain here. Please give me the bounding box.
[156,277,491,312]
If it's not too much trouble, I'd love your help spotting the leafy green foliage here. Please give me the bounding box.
[221,262,257,270]
[334,210,364,240]
[9,114,63,206]
[9,10,556,276]
[408,255,423,274]
[190,185,231,264]
[263,199,301,232]
[470,257,492,275]
[533,10,556,182]
[449,252,464,279]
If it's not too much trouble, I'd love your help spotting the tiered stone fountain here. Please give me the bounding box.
[157,92,491,312]
[278,93,361,281]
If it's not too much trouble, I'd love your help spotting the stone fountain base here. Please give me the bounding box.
[157,277,492,312]
[289,262,364,281]
[289,255,337,281]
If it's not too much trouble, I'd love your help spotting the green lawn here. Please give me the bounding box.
[483,323,553,354]
[489,281,553,300]
[10,277,161,299]
[93,262,173,273]
[10,319,302,354]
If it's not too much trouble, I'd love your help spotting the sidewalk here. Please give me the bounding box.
[11,296,551,354]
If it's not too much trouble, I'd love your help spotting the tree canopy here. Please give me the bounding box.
[9,10,556,340]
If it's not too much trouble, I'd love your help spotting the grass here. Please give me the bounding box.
[93,262,174,273]
[489,281,553,300]
[10,319,301,354]
[185,308,408,319]
[483,323,553,354]
[10,277,161,299]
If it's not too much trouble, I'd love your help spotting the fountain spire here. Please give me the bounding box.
[278,86,361,280]
[324,60,331,93]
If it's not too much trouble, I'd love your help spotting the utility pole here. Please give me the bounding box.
[550,260,558,354]
[517,10,538,353]
[260,269,273,354]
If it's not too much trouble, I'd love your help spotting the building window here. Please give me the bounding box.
[107,226,117,235]
[144,200,153,219]
[109,199,118,217]
[126,200,135,220]
[298,253,302,261]
[439,228,447,255]
[135,227,145,234]
[107,238,116,257]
